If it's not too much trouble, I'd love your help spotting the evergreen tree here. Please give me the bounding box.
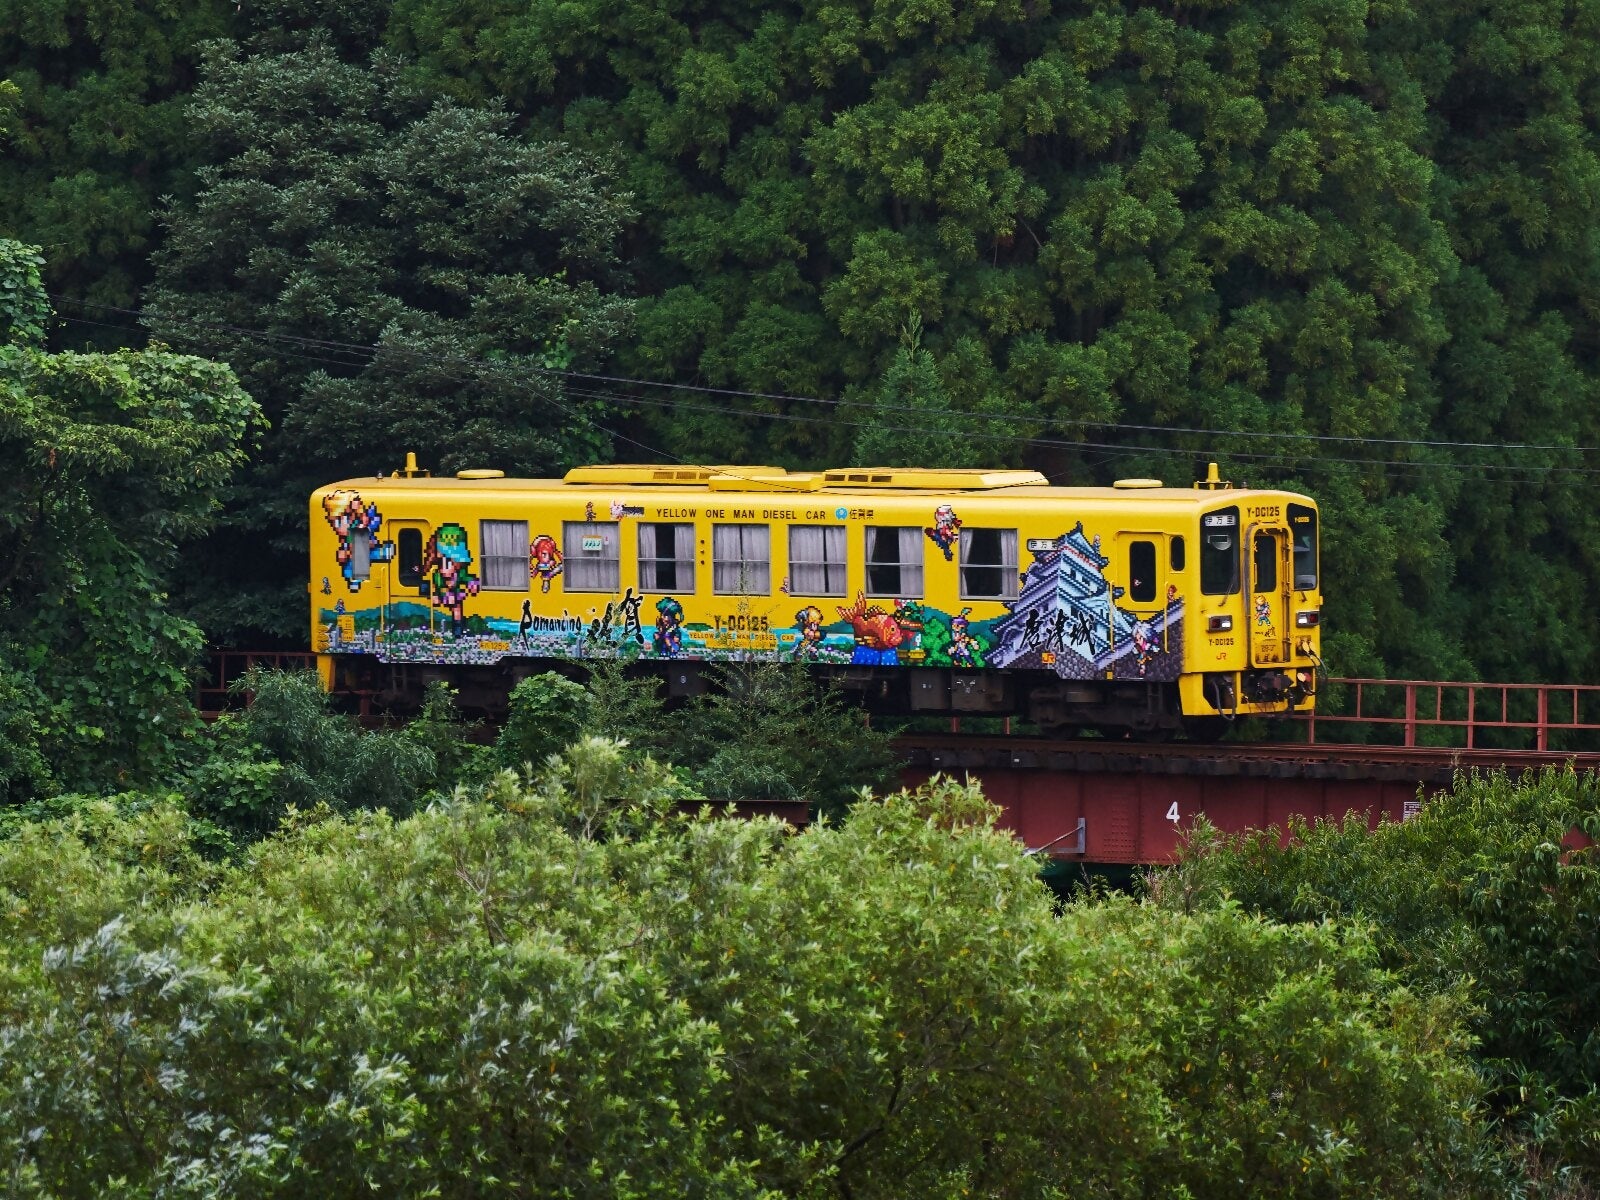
[852,314,982,468]
[145,36,634,640]
[0,0,233,310]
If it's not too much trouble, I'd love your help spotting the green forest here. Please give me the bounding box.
[5,0,1600,1194]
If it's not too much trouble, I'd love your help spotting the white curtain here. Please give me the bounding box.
[481,520,530,590]
[959,528,1018,600]
[714,524,771,593]
[865,526,922,597]
[789,525,845,596]
[638,522,696,592]
[563,521,619,591]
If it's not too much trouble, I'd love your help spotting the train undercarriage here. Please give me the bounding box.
[322,654,1312,740]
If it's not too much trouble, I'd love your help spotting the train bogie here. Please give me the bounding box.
[310,459,1321,732]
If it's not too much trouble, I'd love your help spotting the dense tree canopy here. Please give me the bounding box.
[378,0,1600,683]
[1159,767,1600,1186]
[0,239,260,799]
[0,0,233,307]
[6,0,1600,673]
[142,35,636,638]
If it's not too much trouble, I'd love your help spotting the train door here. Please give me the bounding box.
[1114,532,1165,612]
[1247,525,1290,666]
[383,519,433,636]
[1113,531,1173,659]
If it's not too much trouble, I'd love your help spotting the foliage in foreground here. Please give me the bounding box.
[491,662,898,819]
[6,664,893,849]
[0,760,1506,1198]
[1154,769,1600,1190]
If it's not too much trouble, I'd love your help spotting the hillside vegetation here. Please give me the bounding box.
[4,0,1600,678]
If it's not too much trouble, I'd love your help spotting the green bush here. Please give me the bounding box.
[1153,768,1600,1187]
[495,670,592,773]
[0,761,1509,1197]
[184,668,469,840]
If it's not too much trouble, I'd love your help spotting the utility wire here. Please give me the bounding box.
[52,310,822,494]
[54,308,1600,486]
[48,300,1600,482]
[560,384,1600,481]
[48,293,1600,458]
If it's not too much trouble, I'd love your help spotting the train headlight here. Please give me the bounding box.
[1295,610,1320,627]
[1207,615,1233,633]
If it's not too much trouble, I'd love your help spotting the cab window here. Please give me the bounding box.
[789,525,845,596]
[564,521,620,592]
[866,526,924,597]
[349,529,371,582]
[1289,503,1318,589]
[714,524,771,594]
[481,520,530,590]
[639,522,695,592]
[1200,507,1240,595]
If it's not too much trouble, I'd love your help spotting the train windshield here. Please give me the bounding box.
[1288,503,1318,589]
[1200,506,1240,595]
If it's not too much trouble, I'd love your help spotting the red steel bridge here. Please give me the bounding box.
[202,652,1600,866]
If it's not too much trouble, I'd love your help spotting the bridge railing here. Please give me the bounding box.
[197,653,1600,753]
[1298,678,1600,752]
[197,649,317,718]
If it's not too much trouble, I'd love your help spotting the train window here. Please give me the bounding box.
[481,520,530,590]
[865,526,923,597]
[789,525,846,596]
[1288,503,1318,589]
[714,524,771,594]
[1200,506,1240,595]
[1170,535,1185,572]
[638,522,695,592]
[563,521,619,592]
[1253,531,1278,592]
[960,528,1018,600]
[1129,540,1157,603]
[397,528,423,588]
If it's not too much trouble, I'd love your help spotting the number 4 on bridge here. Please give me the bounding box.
[1165,801,1181,823]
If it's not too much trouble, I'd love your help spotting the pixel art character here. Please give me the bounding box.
[654,596,685,658]
[837,591,905,665]
[425,522,480,637]
[794,605,824,661]
[1131,619,1157,677]
[949,607,979,667]
[925,504,962,561]
[530,533,564,593]
[322,489,394,592]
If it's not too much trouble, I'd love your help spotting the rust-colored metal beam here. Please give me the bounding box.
[896,735,1600,865]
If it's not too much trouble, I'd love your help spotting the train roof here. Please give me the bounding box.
[317,462,1313,506]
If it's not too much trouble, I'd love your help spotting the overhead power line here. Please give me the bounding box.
[45,295,1600,482]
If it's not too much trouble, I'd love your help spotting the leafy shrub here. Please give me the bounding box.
[1153,768,1600,1187]
[184,668,462,839]
[670,663,898,817]
[0,764,1509,1197]
[495,670,591,772]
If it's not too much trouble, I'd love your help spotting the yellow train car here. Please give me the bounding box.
[310,457,1321,734]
